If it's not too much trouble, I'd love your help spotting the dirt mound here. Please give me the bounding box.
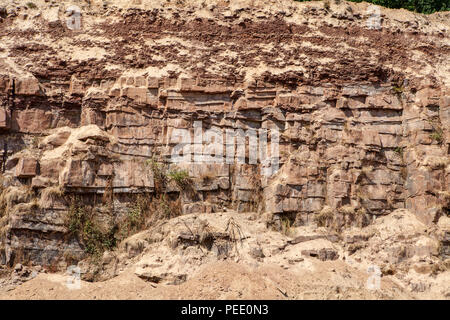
[1,210,448,299]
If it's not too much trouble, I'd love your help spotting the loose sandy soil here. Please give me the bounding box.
[1,210,448,300]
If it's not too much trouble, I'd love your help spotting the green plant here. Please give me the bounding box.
[430,130,443,143]
[392,85,404,94]
[294,0,450,14]
[167,168,190,189]
[393,146,404,157]
[280,217,296,237]
[121,202,144,237]
[82,220,114,255]
[426,117,444,144]
[31,135,40,148]
[66,201,117,257]
[145,157,168,192]
[118,193,181,240]
[315,206,334,227]
[159,193,182,219]
[141,157,185,225]
[26,2,37,9]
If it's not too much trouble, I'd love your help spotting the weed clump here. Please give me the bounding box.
[145,157,168,193]
[225,217,245,254]
[427,118,444,144]
[167,168,190,190]
[26,2,37,9]
[315,206,334,227]
[394,146,404,157]
[280,217,296,237]
[430,130,443,143]
[66,200,117,257]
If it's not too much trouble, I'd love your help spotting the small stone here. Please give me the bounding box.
[249,247,265,259]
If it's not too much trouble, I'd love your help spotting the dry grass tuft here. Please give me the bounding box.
[225,217,245,254]
[424,156,449,170]
[280,217,296,237]
[315,205,334,227]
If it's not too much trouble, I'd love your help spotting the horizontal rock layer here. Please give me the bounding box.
[0,0,448,266]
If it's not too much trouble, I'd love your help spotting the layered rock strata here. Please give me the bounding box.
[0,0,448,267]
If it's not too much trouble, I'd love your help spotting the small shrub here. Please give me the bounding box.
[280,217,296,237]
[425,156,449,170]
[393,146,404,157]
[198,220,214,248]
[339,205,356,215]
[30,197,40,210]
[31,135,40,148]
[39,186,64,207]
[66,201,117,257]
[427,118,444,144]
[200,170,216,183]
[430,130,443,144]
[26,2,37,9]
[121,202,144,237]
[360,166,373,179]
[167,168,190,189]
[143,157,185,224]
[356,207,367,216]
[0,185,34,215]
[392,86,404,94]
[145,157,167,192]
[159,194,182,219]
[438,191,450,201]
[119,193,181,240]
[294,0,450,14]
[41,185,64,197]
[225,217,245,254]
[315,206,334,227]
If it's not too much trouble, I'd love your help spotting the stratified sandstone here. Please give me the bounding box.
[0,0,448,282]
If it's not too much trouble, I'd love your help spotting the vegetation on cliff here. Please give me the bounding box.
[295,0,450,14]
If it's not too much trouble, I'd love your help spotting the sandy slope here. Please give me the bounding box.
[1,210,448,300]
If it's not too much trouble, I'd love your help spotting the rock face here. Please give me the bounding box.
[0,0,449,272]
